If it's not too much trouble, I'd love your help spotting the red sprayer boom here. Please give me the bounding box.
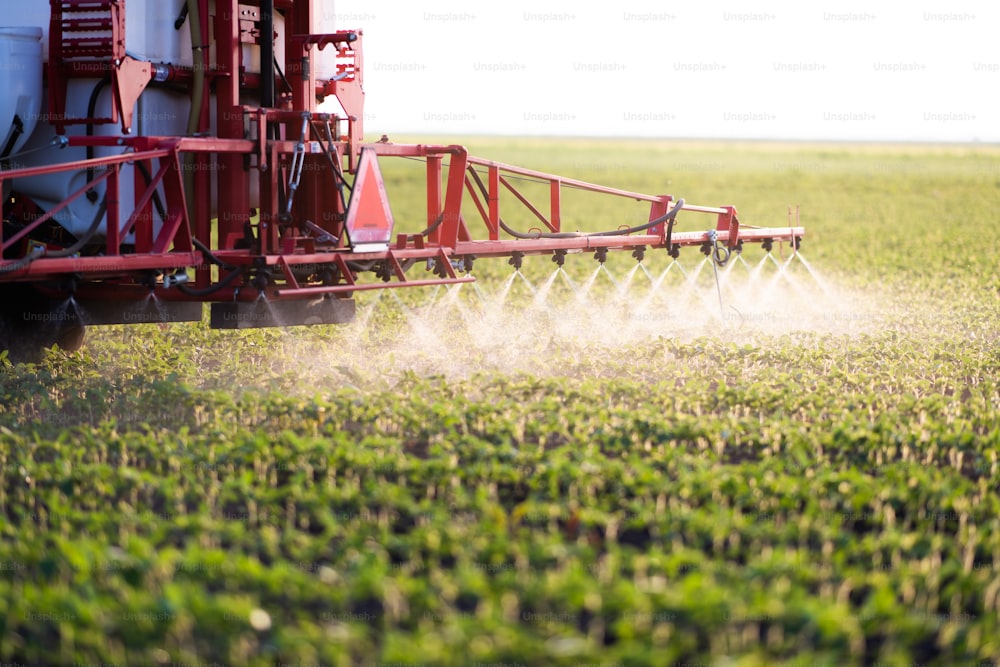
[0,0,802,360]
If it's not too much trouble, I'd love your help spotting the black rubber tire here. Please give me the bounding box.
[0,284,86,362]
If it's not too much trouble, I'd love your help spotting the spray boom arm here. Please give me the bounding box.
[0,0,803,357]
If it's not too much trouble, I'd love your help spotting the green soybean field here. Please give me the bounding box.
[2,138,999,667]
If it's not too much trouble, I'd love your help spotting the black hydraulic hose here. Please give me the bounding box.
[315,120,351,213]
[192,237,235,270]
[0,247,41,274]
[392,212,444,244]
[43,196,108,258]
[174,3,189,30]
[0,115,24,204]
[86,78,110,200]
[419,212,445,237]
[465,162,684,240]
[712,241,730,266]
[274,55,293,96]
[174,266,244,296]
[260,0,275,109]
[5,177,115,270]
[135,161,168,222]
[665,211,677,256]
[175,238,241,295]
[496,198,684,240]
[588,199,685,236]
[87,79,167,219]
[407,198,673,245]
[86,79,108,135]
[0,115,24,162]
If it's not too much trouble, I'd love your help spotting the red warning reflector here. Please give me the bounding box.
[344,147,395,252]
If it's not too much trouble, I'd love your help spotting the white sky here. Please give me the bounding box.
[330,0,997,142]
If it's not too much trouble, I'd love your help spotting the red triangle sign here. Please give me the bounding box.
[344,147,395,251]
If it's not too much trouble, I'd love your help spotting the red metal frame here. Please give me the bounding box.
[1,141,199,279]
[2,0,804,324]
[47,0,154,135]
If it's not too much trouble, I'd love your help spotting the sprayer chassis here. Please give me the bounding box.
[0,0,803,355]
[1,130,803,314]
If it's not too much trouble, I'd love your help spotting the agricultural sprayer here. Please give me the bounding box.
[0,0,804,361]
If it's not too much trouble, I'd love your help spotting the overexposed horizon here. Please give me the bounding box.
[330,0,997,144]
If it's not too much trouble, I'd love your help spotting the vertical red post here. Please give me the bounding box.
[289,0,333,243]
[646,195,673,242]
[153,150,187,255]
[260,142,280,254]
[335,33,365,171]
[550,180,561,233]
[286,2,316,113]
[105,166,120,254]
[488,165,499,240]
[133,161,152,253]
[426,155,442,244]
[717,205,740,249]
[194,0,211,278]
[440,149,467,249]
[215,0,249,256]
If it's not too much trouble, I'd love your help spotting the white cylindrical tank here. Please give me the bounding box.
[312,0,338,81]
[0,27,43,160]
[7,2,195,238]
[2,5,49,60]
[13,80,192,239]
[125,2,187,63]
[9,1,290,240]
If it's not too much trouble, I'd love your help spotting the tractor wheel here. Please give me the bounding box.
[0,284,86,363]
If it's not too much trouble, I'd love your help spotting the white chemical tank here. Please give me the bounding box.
[7,1,194,238]
[7,0,294,240]
[0,27,43,160]
[313,0,338,81]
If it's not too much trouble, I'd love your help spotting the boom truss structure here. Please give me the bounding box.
[0,0,802,358]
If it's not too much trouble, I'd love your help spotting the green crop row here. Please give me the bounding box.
[1,139,999,666]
